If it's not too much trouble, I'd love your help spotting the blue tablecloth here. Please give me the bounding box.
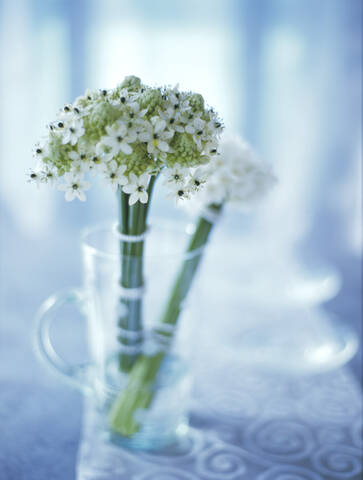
[0,217,361,480]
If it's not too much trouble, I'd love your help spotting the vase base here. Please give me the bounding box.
[106,419,189,451]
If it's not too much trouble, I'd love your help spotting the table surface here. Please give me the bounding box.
[0,215,361,480]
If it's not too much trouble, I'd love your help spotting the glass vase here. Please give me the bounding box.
[35,222,205,451]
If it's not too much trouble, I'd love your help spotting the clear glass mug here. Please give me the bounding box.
[35,222,204,450]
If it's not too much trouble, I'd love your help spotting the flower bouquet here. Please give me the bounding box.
[31,75,275,449]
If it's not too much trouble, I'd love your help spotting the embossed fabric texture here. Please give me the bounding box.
[77,363,362,480]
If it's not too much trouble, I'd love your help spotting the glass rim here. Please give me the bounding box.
[81,220,205,261]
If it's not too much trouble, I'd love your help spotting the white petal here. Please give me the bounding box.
[158,141,169,152]
[138,132,151,142]
[154,119,166,133]
[139,191,148,204]
[118,175,128,186]
[120,142,132,155]
[109,160,117,170]
[147,143,154,154]
[123,183,136,194]
[128,192,139,205]
[77,191,87,201]
[65,190,75,201]
[185,125,194,134]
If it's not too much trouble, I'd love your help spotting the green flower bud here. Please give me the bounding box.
[117,143,155,176]
[188,93,205,113]
[120,75,142,91]
[139,87,163,115]
[166,133,204,167]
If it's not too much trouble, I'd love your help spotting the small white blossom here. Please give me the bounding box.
[162,163,188,187]
[138,118,173,156]
[102,161,128,192]
[123,173,149,205]
[58,173,91,202]
[26,170,42,187]
[40,165,57,185]
[187,168,208,192]
[166,183,192,205]
[101,121,137,156]
[68,150,90,176]
[61,120,85,146]
[194,133,276,209]
[32,142,49,160]
[185,117,207,150]
[159,107,185,133]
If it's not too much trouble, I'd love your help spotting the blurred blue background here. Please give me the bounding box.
[0,0,361,479]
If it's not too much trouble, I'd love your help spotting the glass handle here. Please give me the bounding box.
[35,288,93,394]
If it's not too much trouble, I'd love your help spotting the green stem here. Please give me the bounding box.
[117,177,159,373]
[109,203,222,435]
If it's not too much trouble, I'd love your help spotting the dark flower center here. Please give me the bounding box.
[117,136,123,142]
[178,190,184,197]
[197,130,203,135]
[72,184,79,190]
[120,97,126,103]
[36,148,42,154]
[70,127,76,133]
[137,186,144,192]
[153,133,158,139]
[58,122,64,128]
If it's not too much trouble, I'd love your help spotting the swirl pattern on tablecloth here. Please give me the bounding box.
[242,419,314,463]
[195,445,249,479]
[311,445,362,479]
[316,425,347,445]
[297,390,361,424]
[257,465,324,480]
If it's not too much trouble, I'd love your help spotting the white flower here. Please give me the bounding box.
[166,87,190,115]
[187,167,208,192]
[114,88,139,108]
[159,107,185,133]
[68,150,90,175]
[58,173,91,202]
[101,121,137,156]
[61,120,85,145]
[194,133,276,208]
[185,117,207,150]
[32,142,49,160]
[162,163,188,187]
[123,173,149,205]
[102,160,128,192]
[138,118,173,156]
[166,183,192,205]
[26,169,42,188]
[40,165,57,185]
